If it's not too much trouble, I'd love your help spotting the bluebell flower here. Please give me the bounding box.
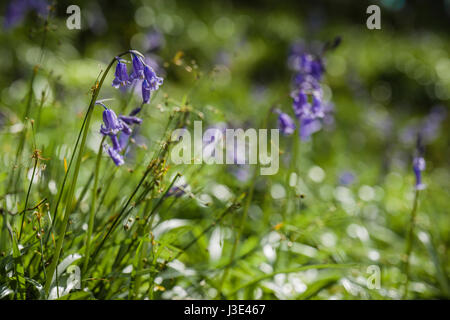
[130,54,145,81]
[299,117,322,140]
[112,58,129,88]
[121,121,132,135]
[144,65,163,91]
[311,95,324,118]
[292,91,309,119]
[97,101,144,166]
[293,53,325,81]
[413,157,426,190]
[142,79,151,104]
[290,45,332,140]
[310,59,324,80]
[99,105,123,136]
[109,134,121,151]
[293,74,321,92]
[119,132,131,152]
[274,109,296,136]
[119,115,143,125]
[105,144,124,166]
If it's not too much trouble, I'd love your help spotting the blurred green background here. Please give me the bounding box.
[0,0,448,300]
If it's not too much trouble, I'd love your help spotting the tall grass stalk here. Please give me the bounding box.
[8,12,51,198]
[43,52,129,296]
[8,68,38,195]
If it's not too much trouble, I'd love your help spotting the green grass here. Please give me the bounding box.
[0,0,448,300]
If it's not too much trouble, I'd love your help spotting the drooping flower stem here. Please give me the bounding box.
[82,135,105,275]
[403,189,420,299]
[43,52,129,296]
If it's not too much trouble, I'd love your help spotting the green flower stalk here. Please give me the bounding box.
[43,51,130,297]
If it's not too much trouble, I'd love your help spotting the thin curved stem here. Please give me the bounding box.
[43,51,129,296]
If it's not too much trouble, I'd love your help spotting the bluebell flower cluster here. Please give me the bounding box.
[290,51,331,140]
[286,37,341,140]
[99,51,163,166]
[97,102,143,166]
[112,52,163,104]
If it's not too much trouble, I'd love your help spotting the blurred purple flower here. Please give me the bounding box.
[202,123,227,159]
[339,171,356,185]
[413,156,426,190]
[118,132,131,153]
[273,109,296,136]
[311,95,325,118]
[299,117,322,140]
[289,42,334,141]
[292,91,309,119]
[4,0,49,29]
[85,3,107,35]
[297,53,324,80]
[400,106,447,146]
[413,135,426,190]
[421,106,447,144]
[165,184,188,198]
[230,165,251,182]
[147,30,164,52]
